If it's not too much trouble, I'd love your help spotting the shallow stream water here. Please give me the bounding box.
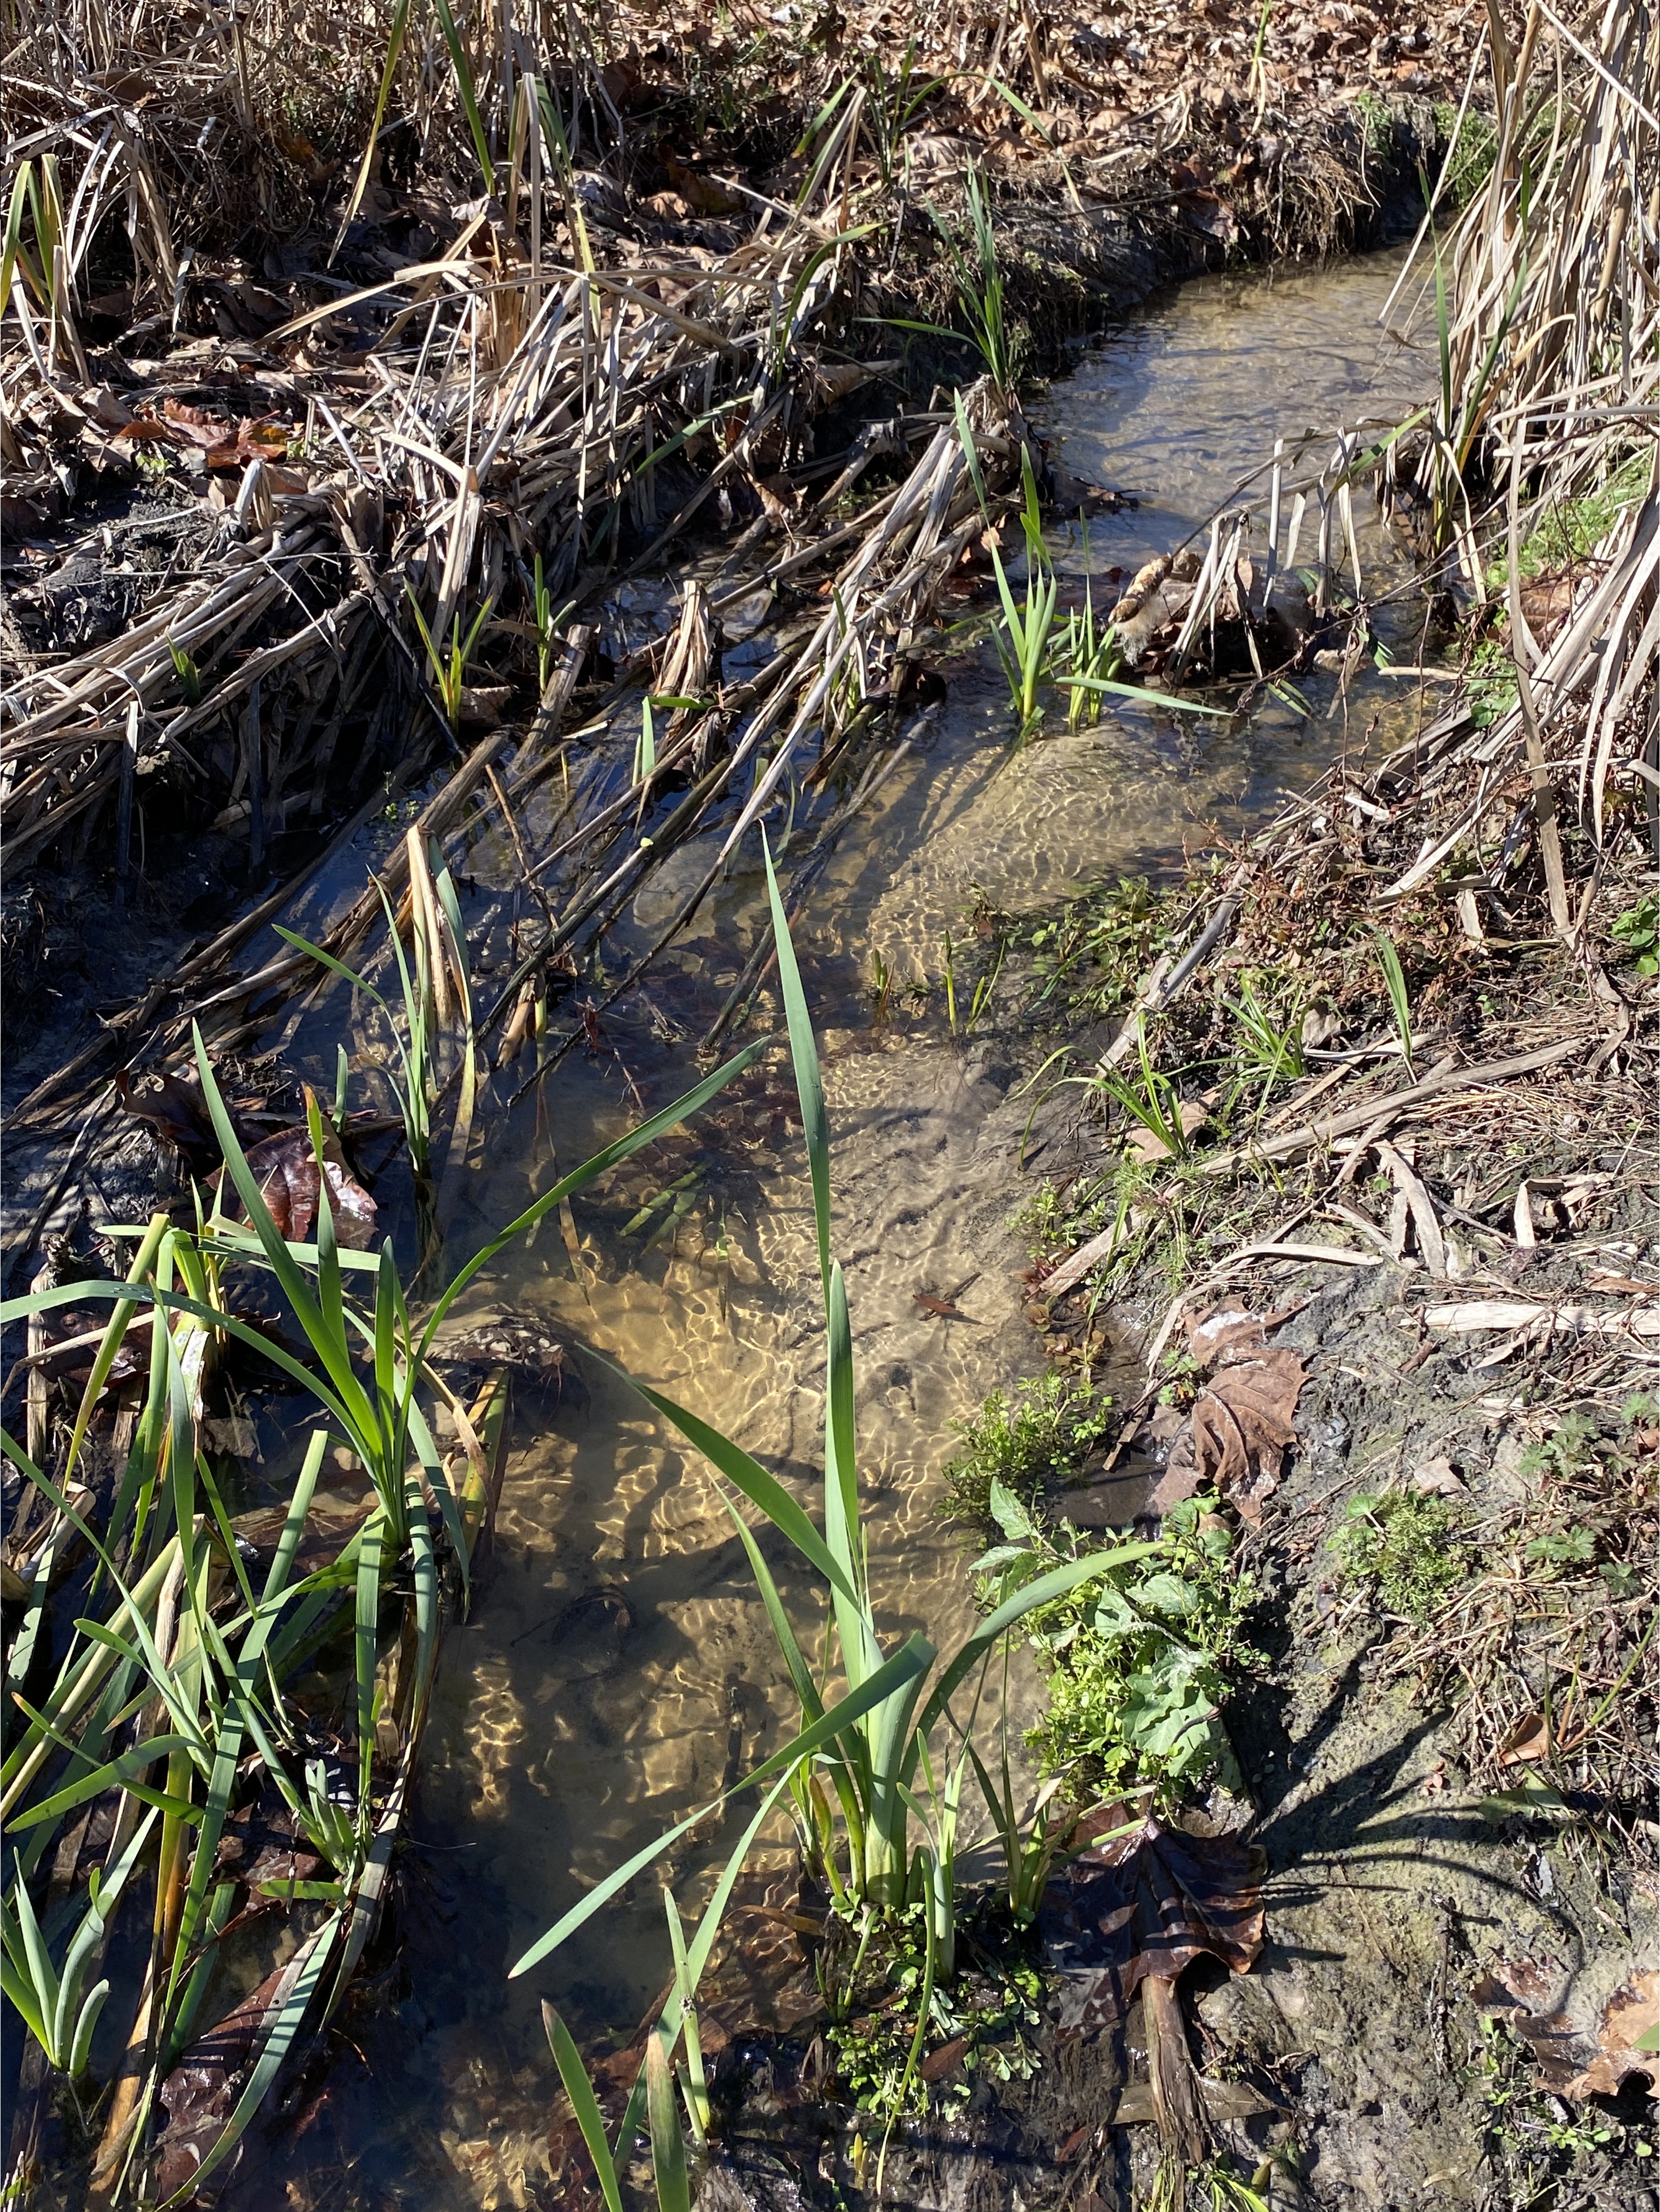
[238,245,1432,2209]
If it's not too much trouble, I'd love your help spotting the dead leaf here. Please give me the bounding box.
[1125,1099,1208,1162]
[1041,1805,1264,2035]
[1376,1139,1446,1277]
[114,1067,217,1166]
[1475,1960,1658,2098]
[1178,191,1239,244]
[919,2034,971,2083]
[1155,1307,1306,1520]
[239,1114,376,1249]
[1497,1700,1588,1768]
[660,159,746,216]
[457,684,512,727]
[1567,1974,1659,2098]
[1187,1345,1305,1521]
[1411,1454,1464,1496]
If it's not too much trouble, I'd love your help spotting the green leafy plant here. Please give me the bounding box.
[544,2000,692,2212]
[531,552,564,695]
[3,1813,155,2079]
[1222,981,1305,1118]
[822,1895,1043,2124]
[1611,894,1659,977]
[1330,1489,1469,1619]
[859,38,945,191]
[165,635,202,707]
[989,449,1060,738]
[981,1487,1259,1797]
[938,1370,1114,1525]
[935,161,1010,395]
[1092,1015,1195,1159]
[1055,583,1123,731]
[1,983,769,2183]
[1369,927,1415,1076]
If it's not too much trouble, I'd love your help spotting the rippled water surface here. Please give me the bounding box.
[254,245,1432,2209]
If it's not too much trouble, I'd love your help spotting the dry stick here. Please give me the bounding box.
[1098,869,1246,1071]
[115,696,139,893]
[507,620,594,779]
[1507,437,1572,933]
[1193,1036,1586,1178]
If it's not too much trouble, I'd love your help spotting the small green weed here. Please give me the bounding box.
[1479,2016,1655,2205]
[1330,1489,1469,1619]
[822,1896,1043,2123]
[939,1371,1114,1524]
[1354,91,1394,159]
[1518,1409,1600,1480]
[1432,100,1500,203]
[980,1489,1260,1798]
[1610,894,1659,977]
[1025,875,1170,1021]
[1465,634,1519,729]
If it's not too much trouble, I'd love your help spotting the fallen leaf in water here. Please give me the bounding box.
[114,1066,217,1164]
[1041,1805,1264,2035]
[240,1116,376,1249]
[154,1958,295,2197]
[893,660,947,711]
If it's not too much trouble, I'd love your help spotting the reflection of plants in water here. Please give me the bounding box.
[511,837,1158,2170]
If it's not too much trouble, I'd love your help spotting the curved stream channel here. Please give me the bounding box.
[245,245,1428,2209]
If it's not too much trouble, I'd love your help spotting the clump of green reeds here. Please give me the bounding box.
[1,878,773,2199]
[508,838,1160,2171]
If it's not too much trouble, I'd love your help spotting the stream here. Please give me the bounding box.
[233,244,1431,2210]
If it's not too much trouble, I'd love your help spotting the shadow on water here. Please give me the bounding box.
[234,244,1438,2209]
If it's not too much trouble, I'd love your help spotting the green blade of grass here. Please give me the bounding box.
[542,2004,626,2212]
[761,832,831,1293]
[646,2035,691,2212]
